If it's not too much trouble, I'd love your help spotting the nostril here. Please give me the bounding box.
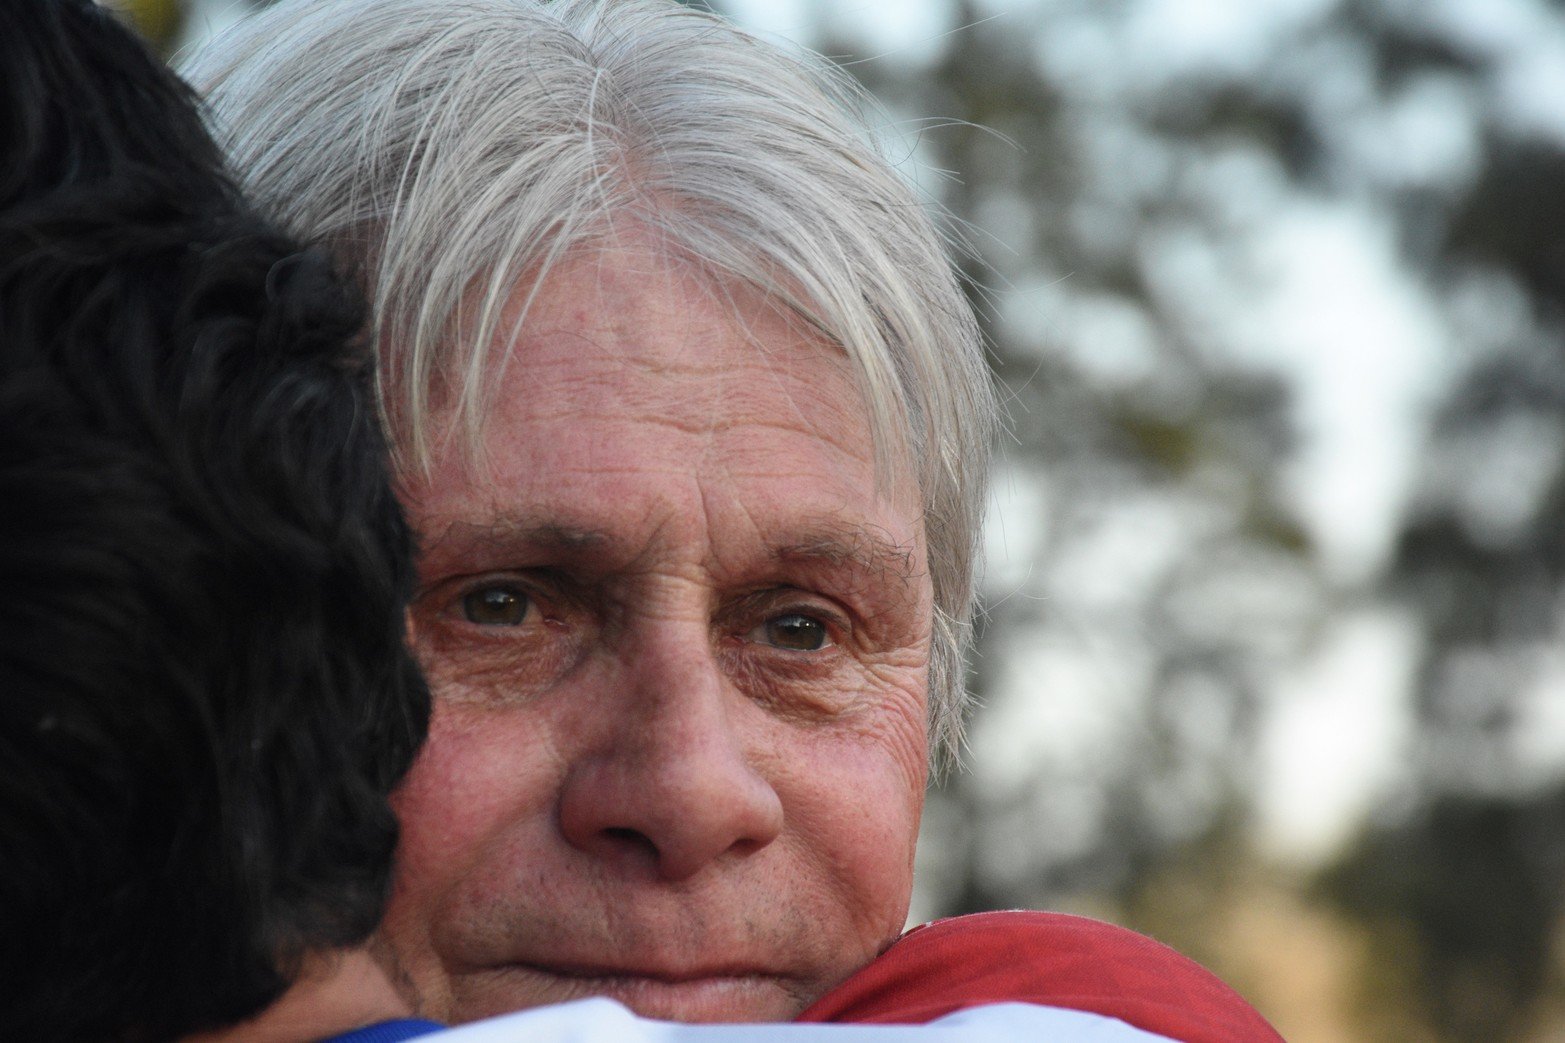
[727,836,767,859]
[603,825,656,853]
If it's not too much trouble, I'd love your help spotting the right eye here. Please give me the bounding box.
[460,585,532,626]
[753,612,831,651]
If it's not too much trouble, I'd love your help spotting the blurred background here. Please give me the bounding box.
[117,0,1565,1038]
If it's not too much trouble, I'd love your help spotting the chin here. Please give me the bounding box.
[450,964,810,1025]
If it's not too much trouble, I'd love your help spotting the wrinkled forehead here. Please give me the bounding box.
[389,226,917,505]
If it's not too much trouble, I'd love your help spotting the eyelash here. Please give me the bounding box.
[432,574,554,627]
[740,595,850,645]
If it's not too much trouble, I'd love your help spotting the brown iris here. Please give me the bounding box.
[765,613,827,651]
[462,586,529,626]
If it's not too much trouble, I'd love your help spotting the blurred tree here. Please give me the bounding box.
[1324,4,1565,1040]
[806,0,1318,919]
[1324,791,1565,1041]
[765,0,1565,1038]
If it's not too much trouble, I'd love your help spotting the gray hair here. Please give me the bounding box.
[183,0,994,764]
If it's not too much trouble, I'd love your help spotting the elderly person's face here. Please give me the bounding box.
[381,236,933,1024]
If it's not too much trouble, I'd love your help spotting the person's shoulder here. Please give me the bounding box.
[797,911,1284,1043]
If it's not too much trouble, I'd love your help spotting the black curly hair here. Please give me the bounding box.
[0,2,431,1039]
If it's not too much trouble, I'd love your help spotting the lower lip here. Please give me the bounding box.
[476,963,791,1023]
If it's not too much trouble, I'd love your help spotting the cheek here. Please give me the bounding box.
[778,721,928,937]
[389,703,555,895]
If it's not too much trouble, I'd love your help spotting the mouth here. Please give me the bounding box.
[463,960,802,1023]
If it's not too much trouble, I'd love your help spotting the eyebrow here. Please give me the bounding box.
[771,523,922,587]
[418,519,607,568]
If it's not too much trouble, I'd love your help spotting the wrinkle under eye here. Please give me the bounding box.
[462,586,531,626]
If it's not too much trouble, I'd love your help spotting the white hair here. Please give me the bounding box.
[183,0,994,764]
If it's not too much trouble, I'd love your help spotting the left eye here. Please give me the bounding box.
[753,613,831,651]
[460,585,532,626]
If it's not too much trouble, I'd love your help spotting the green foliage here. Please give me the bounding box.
[106,0,186,56]
[1323,791,1565,1041]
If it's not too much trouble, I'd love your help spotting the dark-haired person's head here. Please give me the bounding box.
[0,2,429,1040]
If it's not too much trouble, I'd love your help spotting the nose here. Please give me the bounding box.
[557,625,785,881]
